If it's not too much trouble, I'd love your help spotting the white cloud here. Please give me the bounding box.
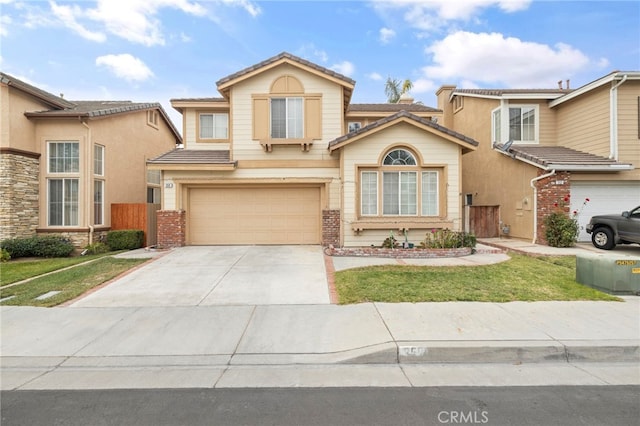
[367,72,383,81]
[222,0,262,17]
[50,1,106,42]
[410,77,436,94]
[96,54,154,82]
[0,14,11,36]
[379,27,396,44]
[423,31,590,87]
[296,44,329,63]
[331,61,355,77]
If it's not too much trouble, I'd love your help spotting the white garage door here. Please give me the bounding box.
[188,186,321,245]
[571,181,640,241]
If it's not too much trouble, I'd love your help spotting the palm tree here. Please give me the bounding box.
[385,77,413,103]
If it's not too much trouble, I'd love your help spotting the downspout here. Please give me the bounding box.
[81,119,94,245]
[610,74,628,160]
[530,169,556,244]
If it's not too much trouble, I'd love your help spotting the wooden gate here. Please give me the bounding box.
[111,203,160,246]
[468,205,500,238]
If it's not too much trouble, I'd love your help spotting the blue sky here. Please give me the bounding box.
[1,0,639,129]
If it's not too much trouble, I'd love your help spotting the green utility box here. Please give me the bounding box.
[576,253,640,295]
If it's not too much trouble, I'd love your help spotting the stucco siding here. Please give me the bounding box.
[1,87,47,152]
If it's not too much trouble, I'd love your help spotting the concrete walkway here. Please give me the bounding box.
[2,240,639,390]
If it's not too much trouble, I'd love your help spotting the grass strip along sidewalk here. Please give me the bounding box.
[0,257,147,307]
[335,254,620,304]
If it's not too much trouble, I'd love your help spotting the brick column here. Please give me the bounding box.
[322,209,340,247]
[534,171,571,245]
[157,210,186,248]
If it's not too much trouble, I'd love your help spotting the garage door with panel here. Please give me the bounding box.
[189,186,321,245]
[571,181,640,241]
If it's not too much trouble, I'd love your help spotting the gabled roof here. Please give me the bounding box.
[1,71,75,109]
[549,71,640,107]
[329,110,478,153]
[348,103,441,113]
[3,71,182,142]
[494,143,633,172]
[215,52,355,107]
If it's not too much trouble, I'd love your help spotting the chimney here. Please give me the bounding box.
[557,80,562,90]
[398,92,414,104]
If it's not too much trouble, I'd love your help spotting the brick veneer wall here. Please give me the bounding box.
[0,150,40,240]
[157,210,186,248]
[322,209,340,247]
[534,170,571,245]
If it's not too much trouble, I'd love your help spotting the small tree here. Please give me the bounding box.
[385,77,413,103]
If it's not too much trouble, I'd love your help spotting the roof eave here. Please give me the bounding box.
[147,162,237,171]
[550,71,640,108]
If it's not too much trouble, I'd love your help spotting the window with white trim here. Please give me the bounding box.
[94,180,104,225]
[47,141,80,226]
[359,148,440,218]
[94,144,104,176]
[199,113,228,139]
[492,105,538,144]
[271,97,303,138]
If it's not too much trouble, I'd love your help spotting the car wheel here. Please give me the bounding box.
[591,227,615,250]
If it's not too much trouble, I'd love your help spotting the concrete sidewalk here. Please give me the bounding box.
[2,297,638,389]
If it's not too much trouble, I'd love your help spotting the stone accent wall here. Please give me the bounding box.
[534,170,571,245]
[157,210,186,248]
[322,209,340,247]
[326,246,473,258]
[0,150,40,240]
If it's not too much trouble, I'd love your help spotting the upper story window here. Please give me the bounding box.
[271,97,303,139]
[48,142,79,173]
[348,121,361,133]
[147,110,159,128]
[94,144,104,176]
[383,149,417,165]
[453,95,464,111]
[199,113,229,140]
[492,105,538,144]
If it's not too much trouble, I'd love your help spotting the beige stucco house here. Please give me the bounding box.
[437,71,639,244]
[0,72,181,247]
[150,52,478,247]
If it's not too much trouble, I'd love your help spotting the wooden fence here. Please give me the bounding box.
[111,203,160,246]
[468,205,500,238]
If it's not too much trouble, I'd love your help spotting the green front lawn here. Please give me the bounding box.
[0,254,114,286]
[0,257,147,307]
[335,254,620,304]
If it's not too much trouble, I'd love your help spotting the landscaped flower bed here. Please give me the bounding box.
[325,246,473,258]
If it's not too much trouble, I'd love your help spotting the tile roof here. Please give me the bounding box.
[170,97,227,103]
[26,101,162,117]
[148,149,234,164]
[348,103,441,113]
[1,71,75,109]
[453,88,572,98]
[495,144,633,171]
[329,110,479,150]
[215,51,356,87]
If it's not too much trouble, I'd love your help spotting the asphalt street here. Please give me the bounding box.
[2,386,639,426]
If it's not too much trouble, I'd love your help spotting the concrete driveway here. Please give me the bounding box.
[70,246,331,307]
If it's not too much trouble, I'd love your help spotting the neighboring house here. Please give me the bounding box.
[436,71,640,244]
[149,52,478,247]
[0,72,181,247]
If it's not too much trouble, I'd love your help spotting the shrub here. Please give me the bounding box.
[31,236,75,257]
[106,230,144,250]
[1,248,11,262]
[544,212,578,247]
[381,231,399,248]
[0,236,74,258]
[419,229,476,249]
[84,242,111,255]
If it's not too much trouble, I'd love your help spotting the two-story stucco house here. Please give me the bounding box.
[0,72,181,247]
[436,72,640,244]
[150,52,478,247]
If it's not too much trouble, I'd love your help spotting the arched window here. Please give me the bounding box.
[383,149,416,165]
[360,147,440,217]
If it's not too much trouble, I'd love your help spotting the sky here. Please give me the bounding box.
[1,0,639,131]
